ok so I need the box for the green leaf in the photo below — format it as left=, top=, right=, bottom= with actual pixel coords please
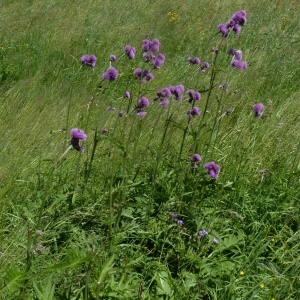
left=98, top=254, right=115, bottom=283
left=155, top=271, right=173, bottom=296
left=0, top=268, right=25, bottom=293
left=33, top=278, right=55, bottom=300
left=46, top=249, right=88, bottom=271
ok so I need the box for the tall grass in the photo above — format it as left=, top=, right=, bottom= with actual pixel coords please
left=0, top=0, right=300, bottom=299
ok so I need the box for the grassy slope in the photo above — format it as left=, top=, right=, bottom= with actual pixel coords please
left=0, top=0, right=300, bottom=299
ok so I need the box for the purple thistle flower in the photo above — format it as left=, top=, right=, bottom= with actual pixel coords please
left=153, top=53, right=165, bottom=68
left=204, top=162, right=220, bottom=179
left=226, top=19, right=236, bottom=29
left=149, top=39, right=160, bottom=52
left=102, top=67, right=119, bottom=81
left=124, top=91, right=131, bottom=98
left=187, top=106, right=200, bottom=118
left=201, top=62, right=210, bottom=73
left=252, top=103, right=264, bottom=118
left=172, top=84, right=184, bottom=100
left=231, top=60, right=247, bottom=69
left=135, top=70, right=154, bottom=83
left=234, top=50, right=243, bottom=61
left=218, top=10, right=247, bottom=37
left=192, top=153, right=202, bottom=162
left=198, top=230, right=208, bottom=237
left=233, top=24, right=241, bottom=34
left=81, top=54, right=97, bottom=68
left=177, top=219, right=184, bottom=226
left=142, top=39, right=151, bottom=51
left=213, top=237, right=219, bottom=244
left=119, top=110, right=124, bottom=117
left=70, top=128, right=87, bottom=152
left=160, top=99, right=169, bottom=106
left=124, top=45, right=136, bottom=59
left=109, top=54, right=117, bottom=62
left=191, top=153, right=201, bottom=168
left=174, top=84, right=184, bottom=94
left=202, top=62, right=210, bottom=69
left=232, top=10, right=247, bottom=26
left=188, top=57, right=201, bottom=65
left=143, top=52, right=155, bottom=62
left=137, top=109, right=147, bottom=117
left=133, top=68, right=143, bottom=79
left=157, top=87, right=172, bottom=98
left=137, top=97, right=150, bottom=108
left=144, top=70, right=154, bottom=81
left=70, top=128, right=87, bottom=140
left=187, top=90, right=201, bottom=102
left=143, top=39, right=160, bottom=52
left=203, top=62, right=210, bottom=68
left=218, top=23, right=228, bottom=36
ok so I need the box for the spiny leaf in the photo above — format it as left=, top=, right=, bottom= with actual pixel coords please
left=32, top=279, right=55, bottom=300
left=98, top=254, right=115, bottom=283
left=0, top=268, right=25, bottom=293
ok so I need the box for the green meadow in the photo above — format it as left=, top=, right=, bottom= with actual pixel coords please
left=0, top=0, right=299, bottom=299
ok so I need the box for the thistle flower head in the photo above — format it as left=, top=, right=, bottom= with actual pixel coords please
left=252, top=103, right=264, bottom=117
left=153, top=53, right=165, bottom=68
left=192, top=153, right=202, bottom=162
left=233, top=23, right=241, bottom=34
left=142, top=38, right=160, bottom=52
left=177, top=219, right=184, bottom=226
left=70, top=128, right=87, bottom=140
left=102, top=67, right=119, bottom=81
left=232, top=10, right=247, bottom=26
left=124, top=91, right=131, bottom=98
left=218, top=10, right=247, bottom=37
left=109, top=54, right=117, bottom=62
left=159, top=99, right=169, bottom=106
left=137, top=97, right=150, bottom=108
left=187, top=90, right=201, bottom=102
left=144, top=70, right=154, bottom=81
left=198, top=230, right=208, bottom=237
left=157, top=87, right=172, bottom=98
left=142, top=39, right=151, bottom=51
left=143, top=52, right=155, bottom=62
left=231, top=60, right=247, bottom=69
left=204, top=162, right=220, bottom=178
left=172, top=84, right=184, bottom=100
left=234, top=50, right=243, bottom=61
left=70, top=128, right=87, bottom=152
left=187, top=106, right=200, bottom=118
left=150, top=39, right=160, bottom=52
left=188, top=57, right=201, bottom=65
left=133, top=68, right=143, bottom=79
left=124, top=45, right=136, bottom=59
left=137, top=109, right=147, bottom=117
left=81, top=54, right=97, bottom=68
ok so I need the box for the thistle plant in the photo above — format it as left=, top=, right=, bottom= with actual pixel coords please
left=1, top=2, right=299, bottom=299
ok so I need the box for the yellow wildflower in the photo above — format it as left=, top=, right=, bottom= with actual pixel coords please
left=260, top=283, right=265, bottom=289
left=239, top=270, right=245, bottom=276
